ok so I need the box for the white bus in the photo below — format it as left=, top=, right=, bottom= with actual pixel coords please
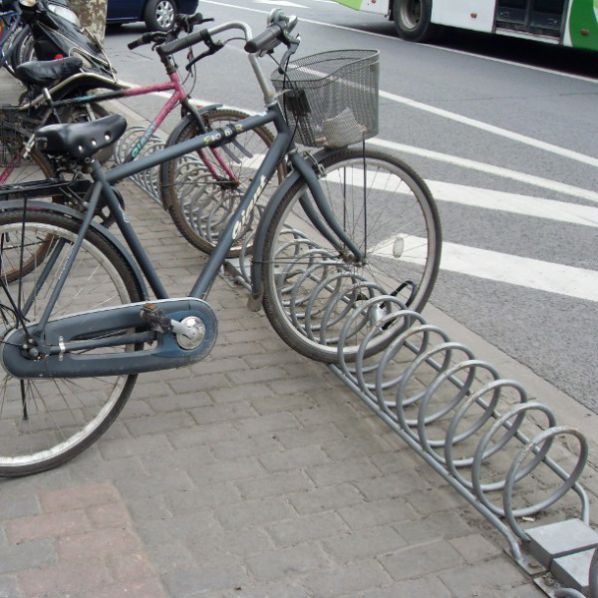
left=332, top=0, right=598, bottom=52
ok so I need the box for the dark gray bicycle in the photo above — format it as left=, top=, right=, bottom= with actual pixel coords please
left=0, top=11, right=441, bottom=475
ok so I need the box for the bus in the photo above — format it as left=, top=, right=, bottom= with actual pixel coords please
left=332, top=0, right=598, bottom=52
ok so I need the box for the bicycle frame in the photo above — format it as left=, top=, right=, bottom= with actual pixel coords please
left=3, top=100, right=363, bottom=369
left=4, top=64, right=237, bottom=184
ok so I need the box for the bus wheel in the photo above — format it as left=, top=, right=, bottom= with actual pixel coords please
left=393, top=0, right=436, bottom=41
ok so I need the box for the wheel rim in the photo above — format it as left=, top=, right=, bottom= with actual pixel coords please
left=0, top=220, right=134, bottom=471
left=265, top=153, right=439, bottom=360
left=155, top=1, right=175, bottom=29
left=399, top=0, right=422, bottom=30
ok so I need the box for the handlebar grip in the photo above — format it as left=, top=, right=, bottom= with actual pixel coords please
left=157, top=27, right=209, bottom=56
left=128, top=33, right=152, bottom=50
left=244, top=24, right=282, bottom=54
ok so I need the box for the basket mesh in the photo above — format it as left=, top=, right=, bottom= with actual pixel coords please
left=272, top=49, right=379, bottom=148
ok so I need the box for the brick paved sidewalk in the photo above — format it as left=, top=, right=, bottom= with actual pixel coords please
left=1, top=70, right=595, bottom=597
left=0, top=181, right=547, bottom=597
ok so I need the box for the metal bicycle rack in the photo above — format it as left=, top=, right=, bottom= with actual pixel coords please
left=119, top=132, right=598, bottom=595
left=113, top=126, right=167, bottom=205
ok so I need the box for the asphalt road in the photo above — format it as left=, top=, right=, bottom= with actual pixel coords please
left=103, top=0, right=598, bottom=413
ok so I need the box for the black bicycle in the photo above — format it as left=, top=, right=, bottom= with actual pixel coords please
left=0, top=11, right=441, bottom=476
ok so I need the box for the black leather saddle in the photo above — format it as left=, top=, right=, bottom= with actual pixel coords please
left=15, top=57, right=83, bottom=88
left=35, top=114, right=127, bottom=160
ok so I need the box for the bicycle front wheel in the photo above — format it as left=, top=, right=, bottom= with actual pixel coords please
left=161, top=109, right=284, bottom=257
left=0, top=208, right=143, bottom=476
left=261, top=147, right=442, bottom=363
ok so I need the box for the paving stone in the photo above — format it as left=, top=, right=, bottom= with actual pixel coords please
left=88, top=501, right=133, bottom=529
left=189, top=401, right=257, bottom=426
left=289, top=484, right=365, bottom=514
left=125, top=411, right=197, bottom=436
left=162, top=562, right=249, bottom=597
left=38, top=482, right=120, bottom=513
left=267, top=511, right=350, bottom=547
left=246, top=543, right=331, bottom=581
left=259, top=445, right=331, bottom=472
left=164, top=484, right=242, bottom=513
left=450, top=533, right=503, bottom=564
left=307, top=458, right=381, bottom=487
left=359, top=576, right=452, bottom=597
left=17, top=558, right=112, bottom=595
left=235, top=412, right=300, bottom=436
left=185, top=527, right=273, bottom=562
left=57, top=527, right=143, bottom=561
left=0, top=490, right=40, bottom=521
left=406, top=486, right=466, bottom=516
left=200, top=581, right=311, bottom=598
left=210, top=383, right=275, bottom=404
left=251, top=393, right=317, bottom=415
left=215, top=496, right=297, bottom=530
left=338, top=498, right=418, bottom=530
left=275, top=423, right=346, bottom=449
left=379, top=539, right=465, bottom=581
left=107, top=551, right=158, bottom=582
left=85, top=577, right=167, bottom=598
left=97, top=433, right=174, bottom=460
left=167, top=421, right=238, bottom=449
left=303, top=559, right=393, bottom=597
left=168, top=373, right=230, bottom=394
left=185, top=456, right=266, bottom=485
left=236, top=470, right=315, bottom=499
left=395, top=510, right=474, bottom=544
left=144, top=541, right=196, bottom=575
left=0, top=539, right=56, bottom=575
left=146, top=391, right=212, bottom=412
left=321, top=435, right=395, bottom=461
left=439, top=557, right=529, bottom=595
left=322, top=525, right=407, bottom=562
left=353, top=470, right=433, bottom=501
left=6, top=509, right=91, bottom=544
left=0, top=574, right=18, bottom=598
left=210, top=433, right=283, bottom=461
left=135, top=512, right=221, bottom=546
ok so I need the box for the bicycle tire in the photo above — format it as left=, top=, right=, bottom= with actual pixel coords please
left=0, top=207, right=143, bottom=477
left=261, top=146, right=442, bottom=363
left=160, top=108, right=285, bottom=257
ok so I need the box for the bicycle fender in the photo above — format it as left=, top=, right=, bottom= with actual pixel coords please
left=0, top=200, right=148, bottom=300
left=249, top=148, right=338, bottom=302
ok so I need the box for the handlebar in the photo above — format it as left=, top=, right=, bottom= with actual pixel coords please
left=128, top=12, right=211, bottom=51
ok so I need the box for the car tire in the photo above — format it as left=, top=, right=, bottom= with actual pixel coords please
left=144, top=0, right=177, bottom=31
left=393, top=0, right=437, bottom=42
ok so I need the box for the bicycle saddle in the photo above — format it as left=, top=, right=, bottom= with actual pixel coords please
left=14, top=56, right=83, bottom=87
left=35, top=113, right=127, bottom=160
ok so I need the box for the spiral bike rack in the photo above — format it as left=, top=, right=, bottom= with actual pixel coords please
left=121, top=133, right=598, bottom=595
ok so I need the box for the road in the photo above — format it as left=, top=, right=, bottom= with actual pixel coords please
left=103, top=0, right=598, bottom=413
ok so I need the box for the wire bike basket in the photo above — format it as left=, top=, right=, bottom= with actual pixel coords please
left=272, top=49, right=379, bottom=148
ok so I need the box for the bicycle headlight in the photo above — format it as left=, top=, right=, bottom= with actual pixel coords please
left=18, top=0, right=37, bottom=7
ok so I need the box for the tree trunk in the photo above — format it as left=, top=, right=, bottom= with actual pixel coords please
left=69, top=0, right=108, bottom=43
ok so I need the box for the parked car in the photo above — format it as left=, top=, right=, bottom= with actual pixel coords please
left=107, top=0, right=199, bottom=31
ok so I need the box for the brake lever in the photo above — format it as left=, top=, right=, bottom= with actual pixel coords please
left=185, top=39, right=223, bottom=71
left=277, top=36, right=300, bottom=74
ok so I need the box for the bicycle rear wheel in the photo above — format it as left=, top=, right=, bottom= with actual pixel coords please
left=0, top=208, right=143, bottom=476
left=261, top=147, right=442, bottom=363
left=160, top=109, right=284, bottom=257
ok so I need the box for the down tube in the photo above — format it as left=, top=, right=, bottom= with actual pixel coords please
left=190, top=128, right=292, bottom=299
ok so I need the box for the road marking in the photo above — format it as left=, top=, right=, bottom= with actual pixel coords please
left=115, top=81, right=598, bottom=205
left=374, top=237, right=598, bottom=302
left=378, top=90, right=598, bottom=170
left=369, top=138, right=598, bottom=203
left=428, top=181, right=598, bottom=227
left=254, top=0, right=307, bottom=6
